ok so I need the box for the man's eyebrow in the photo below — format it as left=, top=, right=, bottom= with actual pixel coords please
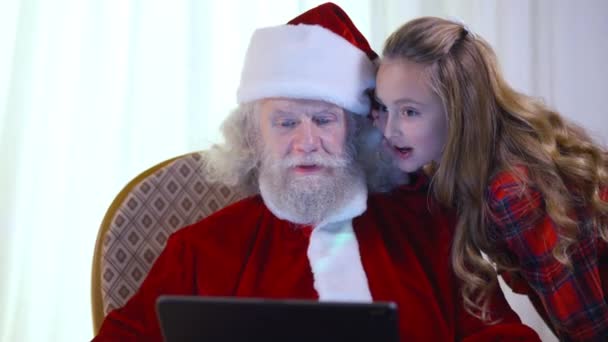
left=274, top=106, right=338, bottom=116
left=304, top=104, right=336, bottom=112
left=272, top=109, right=290, bottom=114
left=270, top=109, right=298, bottom=116
left=311, top=108, right=339, bottom=114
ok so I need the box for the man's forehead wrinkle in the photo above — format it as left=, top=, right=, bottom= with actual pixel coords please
left=274, top=100, right=337, bottom=114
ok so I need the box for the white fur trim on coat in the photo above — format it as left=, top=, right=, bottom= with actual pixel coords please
left=307, top=186, right=372, bottom=302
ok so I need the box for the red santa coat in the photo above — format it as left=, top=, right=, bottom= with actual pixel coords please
left=94, top=181, right=540, bottom=341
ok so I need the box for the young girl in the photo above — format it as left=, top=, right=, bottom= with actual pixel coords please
left=372, top=16, right=608, bottom=341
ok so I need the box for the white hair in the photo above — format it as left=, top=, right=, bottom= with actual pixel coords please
left=202, top=103, right=261, bottom=196
left=202, top=101, right=406, bottom=195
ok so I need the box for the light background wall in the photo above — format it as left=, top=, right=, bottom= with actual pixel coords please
left=1, top=1, right=606, bottom=341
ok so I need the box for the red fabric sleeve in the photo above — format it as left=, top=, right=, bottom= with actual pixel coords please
left=92, top=232, right=196, bottom=342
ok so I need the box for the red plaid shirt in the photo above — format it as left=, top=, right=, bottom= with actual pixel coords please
left=487, top=169, right=608, bottom=341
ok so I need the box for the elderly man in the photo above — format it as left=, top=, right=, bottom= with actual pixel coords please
left=93, top=3, right=539, bottom=341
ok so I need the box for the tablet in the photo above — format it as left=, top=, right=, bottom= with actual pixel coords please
left=156, top=295, right=400, bottom=342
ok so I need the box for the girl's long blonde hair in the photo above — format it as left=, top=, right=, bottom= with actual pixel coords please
left=382, top=17, right=608, bottom=319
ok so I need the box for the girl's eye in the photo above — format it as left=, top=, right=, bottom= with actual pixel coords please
left=400, top=108, right=419, bottom=117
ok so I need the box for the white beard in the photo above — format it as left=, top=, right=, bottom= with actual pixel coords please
left=258, top=152, right=366, bottom=225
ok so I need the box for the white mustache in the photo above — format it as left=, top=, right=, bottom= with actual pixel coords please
left=279, top=154, right=349, bottom=169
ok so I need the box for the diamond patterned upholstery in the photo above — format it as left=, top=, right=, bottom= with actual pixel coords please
left=91, top=152, right=247, bottom=333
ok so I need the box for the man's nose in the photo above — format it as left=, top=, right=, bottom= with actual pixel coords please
left=293, top=120, right=320, bottom=153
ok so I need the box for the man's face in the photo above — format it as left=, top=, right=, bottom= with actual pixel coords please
left=256, top=98, right=361, bottom=225
left=258, top=98, right=348, bottom=177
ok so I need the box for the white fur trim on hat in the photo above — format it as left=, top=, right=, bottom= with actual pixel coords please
left=237, top=24, right=376, bottom=115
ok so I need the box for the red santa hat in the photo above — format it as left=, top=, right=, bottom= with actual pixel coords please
left=236, top=2, right=378, bottom=115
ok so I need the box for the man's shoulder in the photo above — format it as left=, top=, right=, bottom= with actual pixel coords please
left=365, top=186, right=457, bottom=236
left=367, top=185, right=435, bottom=216
left=173, top=195, right=268, bottom=241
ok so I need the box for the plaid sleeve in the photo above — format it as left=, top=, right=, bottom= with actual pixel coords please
left=487, top=171, right=608, bottom=341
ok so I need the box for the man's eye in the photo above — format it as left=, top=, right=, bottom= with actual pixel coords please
left=279, top=120, right=297, bottom=127
left=313, top=117, right=332, bottom=125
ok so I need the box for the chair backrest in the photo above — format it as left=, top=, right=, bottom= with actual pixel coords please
left=91, top=152, right=247, bottom=333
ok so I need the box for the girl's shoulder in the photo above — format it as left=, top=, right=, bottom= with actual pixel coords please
left=486, top=166, right=545, bottom=229
left=487, top=166, right=533, bottom=202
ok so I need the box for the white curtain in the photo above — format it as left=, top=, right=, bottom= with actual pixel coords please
left=1, top=0, right=606, bottom=341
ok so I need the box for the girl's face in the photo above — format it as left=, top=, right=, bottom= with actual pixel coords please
left=373, top=58, right=448, bottom=173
